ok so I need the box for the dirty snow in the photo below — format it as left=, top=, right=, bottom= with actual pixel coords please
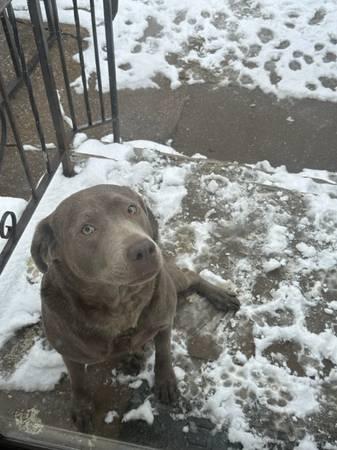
left=12, top=0, right=337, bottom=102
left=0, top=139, right=337, bottom=448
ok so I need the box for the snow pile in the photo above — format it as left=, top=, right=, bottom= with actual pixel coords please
left=12, top=0, right=337, bottom=101
left=0, top=139, right=337, bottom=448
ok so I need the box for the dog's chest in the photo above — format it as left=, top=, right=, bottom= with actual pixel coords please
left=103, top=283, right=154, bottom=336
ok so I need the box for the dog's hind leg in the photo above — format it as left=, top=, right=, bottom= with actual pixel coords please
left=166, top=261, right=240, bottom=313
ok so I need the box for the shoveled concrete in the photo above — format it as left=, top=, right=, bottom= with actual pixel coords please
left=116, top=82, right=337, bottom=173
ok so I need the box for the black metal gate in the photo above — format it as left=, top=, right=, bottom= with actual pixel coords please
left=0, top=0, right=120, bottom=273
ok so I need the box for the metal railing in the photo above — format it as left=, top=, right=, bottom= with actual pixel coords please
left=0, top=0, right=120, bottom=273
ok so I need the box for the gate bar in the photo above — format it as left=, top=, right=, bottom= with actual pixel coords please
left=72, top=0, right=92, bottom=126
left=28, top=0, right=74, bottom=178
left=103, top=0, right=120, bottom=142
left=50, top=0, right=78, bottom=131
left=7, top=3, right=52, bottom=174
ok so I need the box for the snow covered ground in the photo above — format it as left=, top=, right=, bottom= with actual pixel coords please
left=12, top=0, right=337, bottom=101
left=0, top=138, right=337, bottom=449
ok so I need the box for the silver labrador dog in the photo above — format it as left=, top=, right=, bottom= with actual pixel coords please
left=31, top=184, right=240, bottom=432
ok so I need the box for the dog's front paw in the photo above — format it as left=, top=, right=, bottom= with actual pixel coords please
left=211, top=290, right=240, bottom=313
left=71, top=402, right=95, bottom=433
left=155, top=369, right=179, bottom=404
left=200, top=282, right=240, bottom=313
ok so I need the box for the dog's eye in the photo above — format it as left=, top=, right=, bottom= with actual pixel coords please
left=127, top=204, right=137, bottom=215
left=81, top=224, right=95, bottom=235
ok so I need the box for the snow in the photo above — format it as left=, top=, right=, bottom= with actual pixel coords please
left=122, top=399, right=154, bottom=425
left=12, top=0, right=337, bottom=102
left=262, top=258, right=284, bottom=273
left=263, top=224, right=289, bottom=256
left=104, top=410, right=119, bottom=424
left=295, top=434, right=318, bottom=450
left=1, top=140, right=337, bottom=448
left=0, top=197, right=27, bottom=252
left=199, top=269, right=238, bottom=295
left=72, top=132, right=88, bottom=149
left=0, top=339, right=65, bottom=392
left=296, top=242, right=316, bottom=258
left=329, top=301, right=337, bottom=311
left=129, top=379, right=143, bottom=389
left=174, top=366, right=186, bottom=381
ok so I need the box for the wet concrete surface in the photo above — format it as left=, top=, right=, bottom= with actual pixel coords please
left=90, top=81, right=337, bottom=173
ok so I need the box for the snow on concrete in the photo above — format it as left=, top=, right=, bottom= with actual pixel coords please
left=295, top=434, right=318, bottom=450
left=0, top=339, right=65, bottom=392
left=122, top=399, right=154, bottom=425
left=1, top=140, right=337, bottom=448
left=12, top=0, right=337, bottom=101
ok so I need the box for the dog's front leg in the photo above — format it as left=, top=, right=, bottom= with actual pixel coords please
left=63, top=357, right=94, bottom=433
left=154, top=327, right=179, bottom=404
left=168, top=263, right=240, bottom=312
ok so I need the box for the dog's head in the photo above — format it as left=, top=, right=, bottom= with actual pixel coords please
left=31, top=185, right=162, bottom=286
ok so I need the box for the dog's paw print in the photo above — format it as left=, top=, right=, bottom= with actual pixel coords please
left=323, top=52, right=337, bottom=63
left=289, top=60, right=301, bottom=71
left=308, top=8, right=326, bottom=26
left=257, top=28, right=274, bottom=44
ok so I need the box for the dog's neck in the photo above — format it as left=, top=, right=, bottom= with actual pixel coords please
left=48, top=259, right=158, bottom=309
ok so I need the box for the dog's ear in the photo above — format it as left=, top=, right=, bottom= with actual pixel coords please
left=31, top=216, right=55, bottom=273
left=137, top=195, right=159, bottom=243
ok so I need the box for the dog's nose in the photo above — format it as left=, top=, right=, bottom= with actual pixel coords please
left=127, top=239, right=156, bottom=262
